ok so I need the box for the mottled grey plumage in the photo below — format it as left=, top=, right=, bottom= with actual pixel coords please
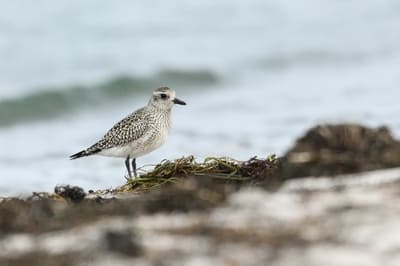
left=87, top=107, right=149, bottom=153
left=70, top=87, right=186, bottom=177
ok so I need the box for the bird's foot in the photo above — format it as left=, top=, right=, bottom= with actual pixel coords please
left=124, top=172, right=139, bottom=182
left=124, top=172, right=134, bottom=181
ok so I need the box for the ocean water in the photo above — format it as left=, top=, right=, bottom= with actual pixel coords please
left=1, top=0, right=400, bottom=196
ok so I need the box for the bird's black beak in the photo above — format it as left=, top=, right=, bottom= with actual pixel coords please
left=173, top=97, right=186, bottom=105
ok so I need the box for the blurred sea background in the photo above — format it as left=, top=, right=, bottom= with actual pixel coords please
left=0, top=0, right=400, bottom=196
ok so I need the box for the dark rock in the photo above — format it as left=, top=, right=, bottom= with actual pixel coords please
left=54, top=185, right=86, bottom=203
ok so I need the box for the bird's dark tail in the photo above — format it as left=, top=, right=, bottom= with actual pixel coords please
left=70, top=148, right=101, bottom=160
left=70, top=150, right=89, bottom=160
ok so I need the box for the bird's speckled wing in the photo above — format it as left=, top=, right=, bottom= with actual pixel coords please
left=87, top=107, right=150, bottom=152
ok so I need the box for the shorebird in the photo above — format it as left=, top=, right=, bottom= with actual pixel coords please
left=70, top=87, right=186, bottom=178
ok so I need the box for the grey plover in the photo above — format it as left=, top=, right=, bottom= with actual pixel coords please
left=70, top=87, right=186, bottom=177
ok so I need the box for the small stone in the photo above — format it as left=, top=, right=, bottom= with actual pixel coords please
left=54, top=185, right=86, bottom=203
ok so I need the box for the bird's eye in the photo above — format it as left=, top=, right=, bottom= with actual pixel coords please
left=160, top=93, right=168, bottom=99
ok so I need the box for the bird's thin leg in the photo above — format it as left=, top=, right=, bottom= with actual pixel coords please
left=131, top=158, right=137, bottom=178
left=125, top=156, right=132, bottom=178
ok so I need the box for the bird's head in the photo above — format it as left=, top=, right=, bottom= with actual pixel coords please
left=149, top=87, right=186, bottom=110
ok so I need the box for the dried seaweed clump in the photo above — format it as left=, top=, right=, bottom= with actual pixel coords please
left=282, top=123, right=400, bottom=178
left=118, top=155, right=281, bottom=192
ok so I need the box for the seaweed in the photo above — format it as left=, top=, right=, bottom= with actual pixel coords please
left=115, top=155, right=282, bottom=193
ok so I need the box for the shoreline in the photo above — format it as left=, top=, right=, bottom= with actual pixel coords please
left=1, top=123, right=400, bottom=265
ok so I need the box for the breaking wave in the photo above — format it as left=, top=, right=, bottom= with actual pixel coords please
left=0, top=69, right=218, bottom=127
